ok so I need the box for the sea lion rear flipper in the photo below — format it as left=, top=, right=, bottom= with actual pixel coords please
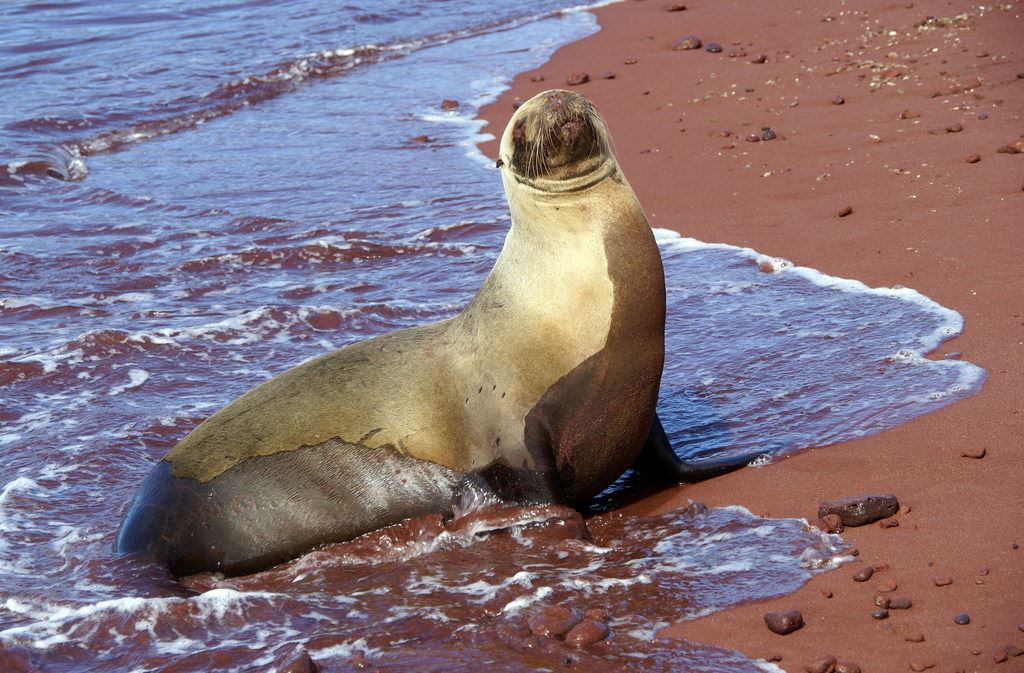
left=631, top=414, right=763, bottom=485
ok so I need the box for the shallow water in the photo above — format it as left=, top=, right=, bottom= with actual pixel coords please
left=0, top=1, right=984, bottom=671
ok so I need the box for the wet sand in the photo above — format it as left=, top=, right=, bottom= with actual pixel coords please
left=478, top=1, right=1023, bottom=670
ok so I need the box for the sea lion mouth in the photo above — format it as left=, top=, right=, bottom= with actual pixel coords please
left=503, top=90, right=612, bottom=190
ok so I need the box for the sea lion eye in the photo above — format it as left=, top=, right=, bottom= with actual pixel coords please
left=495, top=158, right=504, bottom=168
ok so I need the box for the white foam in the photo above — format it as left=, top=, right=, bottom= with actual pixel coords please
left=108, top=368, right=150, bottom=396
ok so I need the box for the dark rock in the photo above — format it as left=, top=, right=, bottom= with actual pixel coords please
left=900, top=109, right=922, bottom=119
left=832, top=95, right=845, bottom=105
left=585, top=608, right=609, bottom=622
left=853, top=565, right=874, bottom=582
left=818, top=494, right=899, bottom=526
left=671, top=35, right=702, bottom=50
left=835, top=662, right=861, bottom=673
left=764, top=610, right=804, bottom=635
left=1004, top=645, right=1024, bottom=657
left=837, top=206, right=853, bottom=218
left=665, top=2, right=688, bottom=10
left=565, top=619, right=610, bottom=647
left=978, top=112, right=989, bottom=119
left=566, top=72, right=590, bottom=86
left=805, top=655, right=837, bottom=673
left=872, top=609, right=889, bottom=620
left=706, top=43, right=723, bottom=53
left=953, top=612, right=971, bottom=625
left=946, top=123, right=964, bottom=133
left=961, top=447, right=986, bottom=458
left=440, top=99, right=460, bottom=110
left=529, top=606, right=582, bottom=637
left=966, top=154, right=981, bottom=163
left=751, top=54, right=767, bottom=64
left=874, top=595, right=891, bottom=608
left=889, top=597, right=913, bottom=610
left=761, top=127, right=777, bottom=141
left=745, top=132, right=761, bottom=143
left=601, top=71, right=616, bottom=80
left=275, top=647, right=319, bottom=673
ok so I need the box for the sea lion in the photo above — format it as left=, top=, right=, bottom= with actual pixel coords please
left=116, top=89, right=754, bottom=577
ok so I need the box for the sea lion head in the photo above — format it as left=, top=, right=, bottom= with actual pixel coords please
left=497, top=89, right=615, bottom=192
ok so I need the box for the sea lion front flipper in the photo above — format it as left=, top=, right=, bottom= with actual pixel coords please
left=631, top=414, right=762, bottom=485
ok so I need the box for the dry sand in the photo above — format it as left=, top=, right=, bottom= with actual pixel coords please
left=478, top=1, right=1023, bottom=670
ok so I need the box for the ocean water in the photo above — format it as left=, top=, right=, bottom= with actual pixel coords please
left=0, top=1, right=984, bottom=671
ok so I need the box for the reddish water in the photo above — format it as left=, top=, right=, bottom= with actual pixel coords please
left=0, top=1, right=982, bottom=671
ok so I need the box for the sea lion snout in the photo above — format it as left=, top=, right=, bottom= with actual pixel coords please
left=504, top=90, right=610, bottom=185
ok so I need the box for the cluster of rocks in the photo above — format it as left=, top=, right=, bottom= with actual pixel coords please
left=527, top=604, right=612, bottom=648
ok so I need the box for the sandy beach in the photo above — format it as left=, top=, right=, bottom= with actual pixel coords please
left=479, top=1, right=1023, bottom=670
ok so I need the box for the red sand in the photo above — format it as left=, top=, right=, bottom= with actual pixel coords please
left=478, top=1, right=1023, bottom=670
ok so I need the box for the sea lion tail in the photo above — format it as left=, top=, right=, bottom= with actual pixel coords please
left=672, top=450, right=766, bottom=484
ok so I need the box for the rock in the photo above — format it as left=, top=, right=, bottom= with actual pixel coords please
left=909, top=662, right=934, bottom=672
left=764, top=610, right=804, bottom=635
left=821, top=589, right=834, bottom=598
left=837, top=206, right=853, bottom=218
left=601, top=71, right=616, bottom=80
left=585, top=608, right=609, bottom=622
left=993, top=652, right=1008, bottom=663
left=529, top=606, right=582, bottom=637
left=876, top=579, right=898, bottom=593
left=899, top=109, right=922, bottom=119
left=440, top=99, right=460, bottom=110
left=933, top=576, right=953, bottom=587
left=805, top=656, right=837, bottom=673
left=728, top=49, right=747, bottom=58
left=761, top=127, right=777, bottom=141
left=745, top=132, right=761, bottom=143
left=706, top=43, right=723, bottom=53
left=889, top=597, right=913, bottom=610
left=665, top=2, right=688, bottom=10
left=853, top=565, right=874, bottom=582
left=1005, top=645, right=1024, bottom=657
left=953, top=612, right=971, bottom=625
left=997, top=138, right=1024, bottom=154
left=872, top=609, right=889, bottom=620
left=835, top=662, right=861, bottom=673
left=818, top=494, right=899, bottom=526
left=832, top=95, right=845, bottom=105
left=564, top=620, right=610, bottom=647
left=751, top=54, right=767, bottom=64
left=671, top=35, right=702, bottom=50
left=530, top=74, right=546, bottom=82
left=874, top=595, right=891, bottom=608
left=879, top=518, right=899, bottom=529
left=946, top=123, right=964, bottom=133
left=410, top=135, right=430, bottom=143
left=966, top=154, right=981, bottom=163
left=905, top=632, right=926, bottom=643
left=978, top=112, right=989, bottom=119
left=344, top=651, right=370, bottom=670
left=624, top=57, right=638, bottom=65
left=275, top=648, right=319, bottom=673
left=961, top=447, right=986, bottom=458
left=566, top=72, right=590, bottom=86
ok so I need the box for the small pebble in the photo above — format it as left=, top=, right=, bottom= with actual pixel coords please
left=900, top=109, right=921, bottom=119
left=822, top=589, right=834, bottom=599
left=440, top=99, right=460, bottom=110
left=671, top=35, right=702, bottom=50
left=909, top=662, right=934, bottom=672
left=961, top=447, right=986, bottom=459
left=751, top=54, right=767, bottom=64
left=564, top=620, right=610, bottom=647
left=889, top=597, right=913, bottom=610
left=745, top=132, right=761, bottom=143
left=978, top=112, right=989, bottom=120
left=853, top=566, right=875, bottom=582
left=835, top=663, right=861, bottom=673
left=761, top=127, right=777, bottom=141
left=664, top=2, right=687, bottom=10
left=966, top=154, right=981, bottom=163
left=530, top=74, right=545, bottom=82
left=946, top=123, right=964, bottom=133
left=706, top=43, right=723, bottom=53
left=764, top=610, right=804, bottom=635
left=953, top=612, right=971, bottom=625
left=601, top=71, right=616, bottom=80
left=933, top=576, right=953, bottom=587
left=876, top=579, right=898, bottom=593
left=410, top=135, right=430, bottom=143
left=832, top=95, right=845, bottom=105
left=624, top=57, right=638, bottom=65
left=872, top=609, right=889, bottom=620
left=805, top=655, right=837, bottom=673
left=905, top=632, right=925, bottom=643
left=874, top=595, right=891, bottom=609
left=879, top=518, right=899, bottom=529
left=822, top=514, right=843, bottom=533
left=566, top=72, right=590, bottom=86
left=993, top=652, right=1008, bottom=664
left=837, top=206, right=853, bottom=218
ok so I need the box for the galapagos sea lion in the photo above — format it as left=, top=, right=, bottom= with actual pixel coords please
left=116, top=89, right=754, bottom=577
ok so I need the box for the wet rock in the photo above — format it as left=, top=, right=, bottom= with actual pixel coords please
left=805, top=655, right=837, bottom=673
left=961, top=447, right=986, bottom=458
left=905, top=632, right=926, bottom=642
left=933, top=576, right=953, bottom=587
left=601, top=71, right=616, bottom=80
left=909, top=662, right=934, bottom=672
left=899, top=109, right=922, bottom=120
left=529, top=606, right=582, bottom=637
left=585, top=608, right=609, bottom=622
left=835, top=662, right=861, bottom=673
left=671, top=35, right=702, bottom=50
left=889, top=597, right=913, bottom=610
left=665, top=2, right=688, bottom=10
left=440, top=99, right=460, bottom=110
left=872, top=609, right=889, bottom=620
left=837, top=206, right=853, bottom=218
left=853, top=565, right=874, bottom=582
left=761, top=127, right=777, bottom=141
left=946, top=123, right=964, bottom=133
left=566, top=72, right=590, bottom=86
left=410, top=135, right=430, bottom=143
left=0, top=645, right=34, bottom=673
left=874, top=595, right=891, bottom=609
left=344, top=650, right=370, bottom=670
left=764, top=610, right=804, bottom=635
left=565, top=619, right=610, bottom=647
left=275, top=647, right=320, bottom=673
left=997, top=138, right=1024, bottom=154
left=530, top=74, right=545, bottom=83
left=876, top=578, right=898, bottom=593
left=966, top=154, right=981, bottom=163
left=818, top=494, right=899, bottom=526
left=832, top=95, right=845, bottom=105
left=706, top=43, right=723, bottom=53
left=751, top=54, right=767, bottom=64
left=953, top=612, right=971, bottom=625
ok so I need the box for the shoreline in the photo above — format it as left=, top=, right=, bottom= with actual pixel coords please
left=478, top=1, right=1023, bottom=671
